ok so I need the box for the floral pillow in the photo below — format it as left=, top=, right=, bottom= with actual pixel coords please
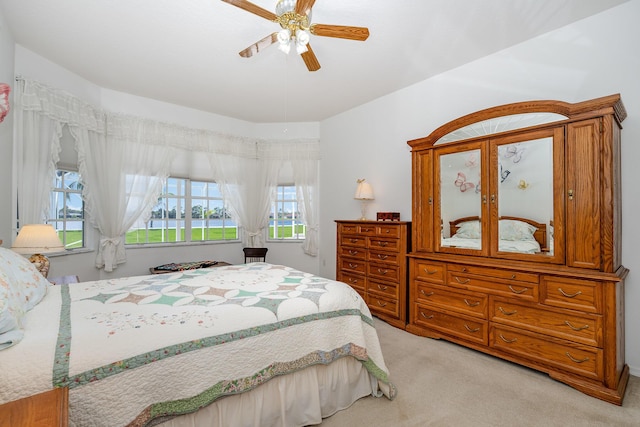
left=455, top=221, right=481, bottom=239
left=0, top=247, right=50, bottom=310
left=499, top=219, right=538, bottom=241
left=0, top=266, right=26, bottom=350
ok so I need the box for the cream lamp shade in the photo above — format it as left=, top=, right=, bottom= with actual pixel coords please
left=11, top=224, right=64, bottom=278
left=354, top=179, right=375, bottom=220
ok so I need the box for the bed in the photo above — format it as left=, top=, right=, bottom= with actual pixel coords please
left=441, top=215, right=548, bottom=254
left=0, top=247, right=395, bottom=426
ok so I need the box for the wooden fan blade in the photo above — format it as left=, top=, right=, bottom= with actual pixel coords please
left=301, top=44, right=321, bottom=72
left=311, top=24, right=370, bottom=41
left=295, top=0, right=316, bottom=16
left=221, top=0, right=277, bottom=21
left=239, top=33, right=278, bottom=58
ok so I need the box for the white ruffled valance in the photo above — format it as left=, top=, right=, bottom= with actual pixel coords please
left=14, top=77, right=321, bottom=269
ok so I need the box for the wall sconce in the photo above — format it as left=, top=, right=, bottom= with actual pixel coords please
left=354, top=179, right=375, bottom=221
left=11, top=224, right=64, bottom=278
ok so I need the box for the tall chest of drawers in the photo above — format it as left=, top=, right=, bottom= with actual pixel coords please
left=335, top=220, right=410, bottom=329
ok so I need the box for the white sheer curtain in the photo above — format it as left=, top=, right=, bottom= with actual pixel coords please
left=75, top=116, right=175, bottom=272
left=208, top=147, right=281, bottom=247
left=293, top=159, right=319, bottom=255
left=13, top=79, right=64, bottom=225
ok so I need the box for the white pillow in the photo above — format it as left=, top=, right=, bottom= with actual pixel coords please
left=455, top=221, right=481, bottom=239
left=0, top=247, right=50, bottom=310
left=499, top=219, right=538, bottom=241
left=0, top=266, right=26, bottom=349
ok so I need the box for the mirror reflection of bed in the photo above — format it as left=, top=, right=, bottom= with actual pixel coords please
left=442, top=216, right=549, bottom=254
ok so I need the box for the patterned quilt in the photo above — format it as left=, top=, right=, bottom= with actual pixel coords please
left=0, top=263, right=395, bottom=426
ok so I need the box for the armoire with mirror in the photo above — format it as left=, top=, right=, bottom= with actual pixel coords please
left=406, top=94, right=628, bottom=404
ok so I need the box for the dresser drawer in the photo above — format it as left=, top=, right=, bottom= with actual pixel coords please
left=413, top=305, right=488, bottom=345
left=357, top=224, right=377, bottom=236
left=368, top=237, right=401, bottom=252
left=338, top=245, right=367, bottom=260
left=339, top=259, right=366, bottom=274
left=448, top=264, right=539, bottom=284
left=369, top=250, right=402, bottom=265
left=340, top=235, right=367, bottom=248
left=491, top=325, right=603, bottom=380
left=376, top=224, right=401, bottom=238
left=368, top=279, right=398, bottom=299
left=337, top=271, right=366, bottom=293
left=412, top=260, right=445, bottom=284
left=416, top=283, right=487, bottom=319
left=447, top=272, right=538, bottom=302
left=490, top=299, right=602, bottom=347
left=541, top=276, right=603, bottom=314
left=367, top=293, right=399, bottom=318
left=368, top=263, right=400, bottom=282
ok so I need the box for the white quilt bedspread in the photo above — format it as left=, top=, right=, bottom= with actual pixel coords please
left=0, top=263, right=395, bottom=426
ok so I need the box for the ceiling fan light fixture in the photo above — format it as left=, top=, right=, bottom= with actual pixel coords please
left=296, top=29, right=310, bottom=46
left=277, top=28, right=291, bottom=44
left=275, top=0, right=296, bottom=16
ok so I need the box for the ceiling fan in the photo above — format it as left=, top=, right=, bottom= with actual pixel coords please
left=221, top=0, right=370, bottom=72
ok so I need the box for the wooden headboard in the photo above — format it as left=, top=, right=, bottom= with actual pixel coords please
left=449, top=216, right=548, bottom=251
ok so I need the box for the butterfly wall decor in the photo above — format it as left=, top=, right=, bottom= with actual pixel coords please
left=503, top=144, right=525, bottom=163
left=454, top=172, right=475, bottom=192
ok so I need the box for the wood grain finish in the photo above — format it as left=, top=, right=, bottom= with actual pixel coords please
left=0, top=388, right=68, bottom=427
left=406, top=95, right=628, bottom=405
left=336, top=220, right=410, bottom=329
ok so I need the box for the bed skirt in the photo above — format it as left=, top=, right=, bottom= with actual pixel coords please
left=155, top=356, right=375, bottom=427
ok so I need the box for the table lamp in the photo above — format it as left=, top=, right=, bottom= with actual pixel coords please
left=354, top=178, right=375, bottom=220
left=11, top=224, right=64, bottom=278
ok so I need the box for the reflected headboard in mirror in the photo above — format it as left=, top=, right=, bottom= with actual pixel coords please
left=449, top=216, right=548, bottom=252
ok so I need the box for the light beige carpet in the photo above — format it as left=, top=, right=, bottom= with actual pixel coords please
left=320, top=319, right=640, bottom=426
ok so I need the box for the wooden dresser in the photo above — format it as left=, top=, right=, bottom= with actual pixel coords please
left=406, top=95, right=628, bottom=405
left=336, top=220, right=410, bottom=329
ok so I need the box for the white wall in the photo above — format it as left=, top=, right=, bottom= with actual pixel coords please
left=0, top=10, right=15, bottom=247
left=318, top=0, right=640, bottom=375
left=12, top=44, right=321, bottom=280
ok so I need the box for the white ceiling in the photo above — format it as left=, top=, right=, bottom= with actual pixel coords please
left=0, top=0, right=629, bottom=123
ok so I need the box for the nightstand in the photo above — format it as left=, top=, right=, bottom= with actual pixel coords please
left=48, top=275, right=79, bottom=285
left=0, top=387, right=68, bottom=427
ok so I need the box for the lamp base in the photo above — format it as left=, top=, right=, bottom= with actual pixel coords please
left=358, top=200, right=371, bottom=221
left=28, top=253, right=50, bottom=278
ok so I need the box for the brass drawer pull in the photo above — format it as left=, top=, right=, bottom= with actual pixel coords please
left=377, top=268, right=389, bottom=275
left=378, top=241, right=389, bottom=247
left=499, top=334, right=518, bottom=343
left=566, top=352, right=590, bottom=363
left=348, top=263, right=359, bottom=268
left=564, top=321, right=589, bottom=331
left=362, top=228, right=372, bottom=232
left=498, top=306, right=518, bottom=316
left=348, top=250, right=359, bottom=255
left=464, top=324, right=480, bottom=333
left=558, top=288, right=582, bottom=298
left=420, top=290, right=434, bottom=297
left=376, top=300, right=387, bottom=307
left=508, top=285, right=527, bottom=294
left=464, top=299, right=480, bottom=307
left=348, top=278, right=359, bottom=284
left=377, top=254, right=389, bottom=260
left=349, top=238, right=359, bottom=243
left=377, top=284, right=388, bottom=291
left=454, top=276, right=470, bottom=284
left=420, top=312, right=434, bottom=320
left=423, top=268, right=438, bottom=275
left=385, top=229, right=391, bottom=234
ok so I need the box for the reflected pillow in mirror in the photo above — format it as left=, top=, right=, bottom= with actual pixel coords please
left=455, top=221, right=481, bottom=239
left=499, top=220, right=537, bottom=241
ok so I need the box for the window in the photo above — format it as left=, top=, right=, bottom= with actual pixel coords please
left=126, top=177, right=237, bottom=244
left=270, top=185, right=305, bottom=240
left=49, top=170, right=85, bottom=249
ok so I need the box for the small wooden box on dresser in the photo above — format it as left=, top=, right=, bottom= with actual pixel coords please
left=336, top=220, right=411, bottom=329
left=407, top=95, right=629, bottom=405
